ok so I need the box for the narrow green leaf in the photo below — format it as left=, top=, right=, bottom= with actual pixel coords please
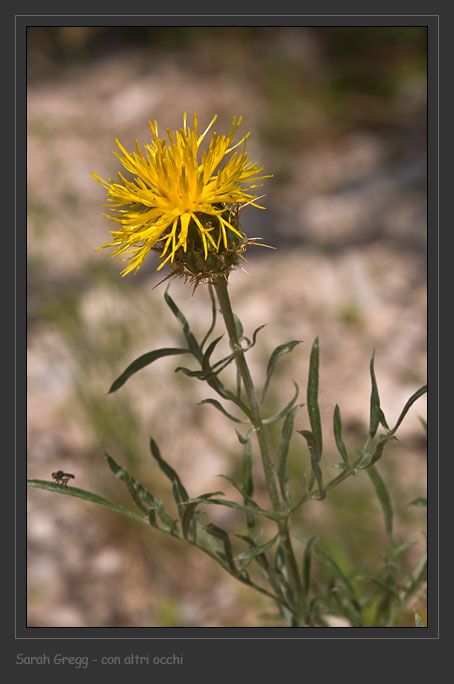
left=388, top=385, right=427, bottom=437
left=274, top=543, right=286, bottom=574
left=194, top=520, right=224, bottom=556
left=107, top=453, right=176, bottom=532
left=109, top=348, right=191, bottom=393
left=236, top=535, right=287, bottom=600
left=182, top=492, right=225, bottom=541
left=333, top=404, right=349, bottom=465
left=379, top=408, right=390, bottom=431
left=105, top=452, right=123, bottom=477
left=179, top=492, right=226, bottom=542
left=364, top=384, right=427, bottom=469
left=307, top=338, right=323, bottom=465
left=181, top=493, right=225, bottom=541
left=181, top=495, right=284, bottom=522
left=201, top=334, right=224, bottom=373
left=174, top=365, right=206, bottom=379
left=297, top=429, right=325, bottom=499
left=218, top=474, right=261, bottom=510
left=105, top=453, right=152, bottom=513
left=409, top=497, right=427, bottom=507
left=299, top=429, right=316, bottom=490
left=415, top=613, right=425, bottom=627
left=237, top=534, right=279, bottom=561
left=242, top=324, right=267, bottom=351
left=239, top=430, right=256, bottom=534
left=235, top=429, right=249, bottom=445
left=157, top=507, right=177, bottom=531
left=27, top=479, right=147, bottom=526
left=262, top=381, right=301, bottom=424
left=211, top=352, right=235, bottom=374
left=124, top=471, right=149, bottom=515
left=367, top=465, right=393, bottom=545
left=149, top=437, right=189, bottom=504
left=201, top=284, right=217, bottom=351
left=181, top=501, right=198, bottom=539
left=176, top=360, right=239, bottom=384
left=302, top=536, right=318, bottom=598
left=198, top=398, right=249, bottom=424
left=172, top=482, right=183, bottom=507
left=105, top=454, right=174, bottom=530
left=233, top=313, right=244, bottom=342
left=369, top=351, right=381, bottom=438
left=274, top=543, right=293, bottom=600
left=202, top=368, right=252, bottom=421
left=261, top=340, right=301, bottom=402
left=277, top=403, right=300, bottom=505
left=164, top=288, right=202, bottom=361
left=235, top=536, right=265, bottom=571
left=206, top=523, right=238, bottom=575
left=367, top=438, right=388, bottom=468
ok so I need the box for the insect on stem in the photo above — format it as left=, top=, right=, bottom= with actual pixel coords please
left=51, top=471, right=75, bottom=487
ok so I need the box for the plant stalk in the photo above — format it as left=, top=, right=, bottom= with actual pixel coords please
left=214, top=277, right=308, bottom=625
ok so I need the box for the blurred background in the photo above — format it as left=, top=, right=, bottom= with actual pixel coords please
left=27, top=26, right=427, bottom=627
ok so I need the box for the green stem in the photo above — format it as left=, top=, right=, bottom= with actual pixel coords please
left=215, top=278, right=280, bottom=508
left=214, top=277, right=308, bottom=625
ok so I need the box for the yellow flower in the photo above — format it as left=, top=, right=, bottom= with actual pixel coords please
left=92, top=113, right=271, bottom=276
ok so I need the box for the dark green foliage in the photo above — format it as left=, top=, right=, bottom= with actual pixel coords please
left=237, top=534, right=279, bottom=561
left=109, top=347, right=191, bottom=393
left=261, top=340, right=301, bottom=402
left=333, top=404, right=349, bottom=465
left=369, top=351, right=381, bottom=438
left=297, top=429, right=326, bottom=499
left=278, top=404, right=301, bottom=506
left=307, top=337, right=323, bottom=456
left=198, top=398, right=249, bottom=423
left=367, top=466, right=393, bottom=545
left=27, top=478, right=148, bottom=526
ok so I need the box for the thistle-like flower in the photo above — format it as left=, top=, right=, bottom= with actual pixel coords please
left=92, top=113, right=271, bottom=280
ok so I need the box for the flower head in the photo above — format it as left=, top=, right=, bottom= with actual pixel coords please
left=92, top=113, right=271, bottom=278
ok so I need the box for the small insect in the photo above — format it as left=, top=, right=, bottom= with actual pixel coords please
left=51, top=471, right=75, bottom=486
